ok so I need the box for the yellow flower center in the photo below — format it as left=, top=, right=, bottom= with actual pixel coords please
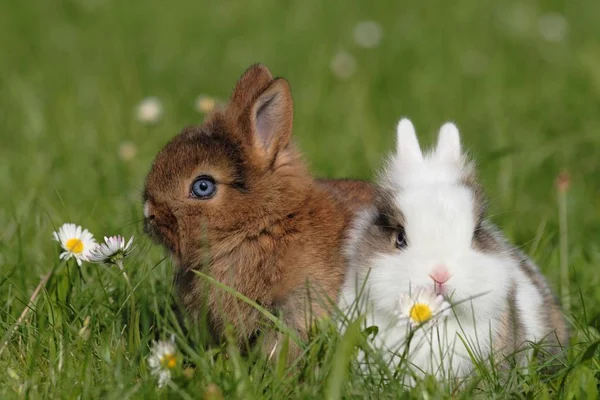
left=410, top=303, right=432, bottom=323
left=66, top=238, right=84, bottom=254
left=161, top=353, right=177, bottom=369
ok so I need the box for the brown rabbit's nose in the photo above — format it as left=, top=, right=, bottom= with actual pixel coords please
left=143, top=200, right=155, bottom=220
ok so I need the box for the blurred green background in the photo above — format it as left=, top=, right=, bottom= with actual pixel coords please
left=1, top=0, right=599, bottom=396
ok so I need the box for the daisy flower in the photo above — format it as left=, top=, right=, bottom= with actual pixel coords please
left=397, top=286, right=450, bottom=328
left=52, top=223, right=96, bottom=266
left=88, top=235, right=134, bottom=268
left=148, top=336, right=179, bottom=389
left=136, top=97, right=163, bottom=124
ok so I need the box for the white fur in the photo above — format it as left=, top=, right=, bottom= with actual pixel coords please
left=382, top=123, right=466, bottom=191
left=339, top=119, right=531, bottom=382
left=143, top=201, right=151, bottom=219
left=435, top=122, right=461, bottom=163
left=395, top=118, right=423, bottom=164
left=514, top=269, right=545, bottom=342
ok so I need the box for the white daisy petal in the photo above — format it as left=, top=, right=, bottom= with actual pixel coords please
left=53, top=223, right=96, bottom=265
left=125, top=236, right=134, bottom=251
left=89, top=235, right=134, bottom=266
left=147, top=337, right=178, bottom=388
left=397, top=285, right=451, bottom=328
left=157, top=370, right=170, bottom=388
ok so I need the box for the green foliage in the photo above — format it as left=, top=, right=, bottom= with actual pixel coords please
left=1, top=0, right=599, bottom=398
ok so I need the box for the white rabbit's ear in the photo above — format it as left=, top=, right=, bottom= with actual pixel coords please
left=435, top=122, right=461, bottom=163
left=396, top=118, right=423, bottom=163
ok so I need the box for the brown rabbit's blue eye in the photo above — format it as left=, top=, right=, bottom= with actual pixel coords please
left=396, top=229, right=407, bottom=250
left=191, top=176, right=216, bottom=199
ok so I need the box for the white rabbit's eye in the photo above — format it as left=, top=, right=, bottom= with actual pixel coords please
left=395, top=229, right=407, bottom=249
left=191, top=176, right=216, bottom=199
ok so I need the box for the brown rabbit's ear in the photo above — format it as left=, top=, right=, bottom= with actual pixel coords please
left=231, top=64, right=274, bottom=111
left=249, top=78, right=293, bottom=163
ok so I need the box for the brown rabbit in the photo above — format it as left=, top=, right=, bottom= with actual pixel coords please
left=143, top=64, right=374, bottom=355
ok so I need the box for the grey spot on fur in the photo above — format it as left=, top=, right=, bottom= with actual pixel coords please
left=473, top=220, right=569, bottom=361
left=496, top=282, right=526, bottom=359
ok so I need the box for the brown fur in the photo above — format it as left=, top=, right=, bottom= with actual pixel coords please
left=317, top=179, right=376, bottom=214
left=143, top=64, right=374, bottom=353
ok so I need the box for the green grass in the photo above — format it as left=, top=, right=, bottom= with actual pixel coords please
left=1, top=0, right=600, bottom=398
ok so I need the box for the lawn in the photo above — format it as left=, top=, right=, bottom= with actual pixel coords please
left=1, top=0, right=599, bottom=398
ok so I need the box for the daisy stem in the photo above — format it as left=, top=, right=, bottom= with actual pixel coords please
left=117, top=260, right=131, bottom=287
left=117, top=260, right=138, bottom=349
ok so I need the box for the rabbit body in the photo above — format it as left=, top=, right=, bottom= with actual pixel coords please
left=143, top=65, right=374, bottom=353
left=339, top=119, right=568, bottom=380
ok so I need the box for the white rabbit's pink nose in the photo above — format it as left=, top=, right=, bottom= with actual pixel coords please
left=429, top=265, right=450, bottom=284
left=430, top=265, right=451, bottom=295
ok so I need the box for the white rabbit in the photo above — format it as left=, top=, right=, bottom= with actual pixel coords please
left=339, top=119, right=568, bottom=383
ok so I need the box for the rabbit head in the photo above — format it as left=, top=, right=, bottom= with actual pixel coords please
left=346, top=119, right=516, bottom=323
left=143, top=64, right=312, bottom=269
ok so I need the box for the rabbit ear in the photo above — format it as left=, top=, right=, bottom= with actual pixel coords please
left=249, top=78, right=293, bottom=162
left=435, top=122, right=461, bottom=163
left=396, top=118, right=423, bottom=163
left=230, top=64, right=274, bottom=111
